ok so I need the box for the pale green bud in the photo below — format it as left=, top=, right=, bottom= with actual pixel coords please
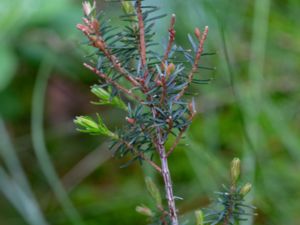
left=91, top=86, right=110, bottom=100
left=136, top=205, right=154, bottom=217
left=91, top=86, right=127, bottom=111
left=195, top=210, right=204, bottom=225
left=74, top=114, right=118, bottom=139
left=121, top=1, right=135, bottom=15
left=74, top=116, right=99, bottom=130
left=121, top=1, right=137, bottom=22
left=230, top=158, right=241, bottom=183
left=240, top=183, right=252, bottom=196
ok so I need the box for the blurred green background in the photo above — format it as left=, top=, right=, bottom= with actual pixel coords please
left=0, top=0, right=300, bottom=224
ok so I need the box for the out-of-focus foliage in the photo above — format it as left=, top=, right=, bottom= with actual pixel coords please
left=0, top=0, right=300, bottom=225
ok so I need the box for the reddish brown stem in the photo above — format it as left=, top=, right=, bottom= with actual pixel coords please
left=176, top=26, right=209, bottom=100
left=166, top=127, right=187, bottom=158
left=162, top=14, right=176, bottom=66
left=142, top=156, right=162, bottom=173
left=83, top=63, right=141, bottom=101
left=90, top=36, right=140, bottom=87
left=155, top=15, right=176, bottom=83
left=120, top=138, right=162, bottom=173
left=166, top=107, right=196, bottom=157
left=101, top=46, right=140, bottom=87
left=77, top=22, right=140, bottom=87
left=157, top=15, right=177, bottom=102
left=136, top=0, right=147, bottom=77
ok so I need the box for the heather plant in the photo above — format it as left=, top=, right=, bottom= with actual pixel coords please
left=74, top=1, right=255, bottom=224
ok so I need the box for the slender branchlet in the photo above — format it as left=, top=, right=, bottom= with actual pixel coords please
left=176, top=26, right=209, bottom=100
left=83, top=63, right=141, bottom=101
left=162, top=14, right=176, bottom=66
left=77, top=16, right=140, bottom=86
left=119, top=138, right=162, bottom=173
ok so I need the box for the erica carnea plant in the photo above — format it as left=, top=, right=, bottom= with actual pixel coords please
left=74, top=1, right=255, bottom=224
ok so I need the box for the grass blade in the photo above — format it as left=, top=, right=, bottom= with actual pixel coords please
left=31, top=57, right=85, bottom=225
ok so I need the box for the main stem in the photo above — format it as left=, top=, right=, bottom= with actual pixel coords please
left=155, top=130, right=178, bottom=225
left=136, top=0, right=178, bottom=222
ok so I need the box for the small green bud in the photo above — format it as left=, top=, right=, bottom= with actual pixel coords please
left=121, top=1, right=135, bottom=15
left=91, top=86, right=110, bottom=100
left=195, top=210, right=204, bottom=225
left=91, top=86, right=127, bottom=111
left=145, top=177, right=162, bottom=207
left=240, top=182, right=252, bottom=196
left=74, top=116, right=99, bottom=130
left=121, top=1, right=137, bottom=23
left=230, top=158, right=241, bottom=183
left=74, top=114, right=118, bottom=139
left=136, top=205, right=154, bottom=217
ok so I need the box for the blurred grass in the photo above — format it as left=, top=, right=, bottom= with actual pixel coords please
left=0, top=118, right=48, bottom=225
left=0, top=0, right=300, bottom=225
left=31, top=57, right=84, bottom=225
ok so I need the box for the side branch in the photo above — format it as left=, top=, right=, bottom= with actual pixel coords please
left=176, top=26, right=209, bottom=100
left=83, top=63, right=141, bottom=101
left=166, top=103, right=196, bottom=157
left=77, top=22, right=140, bottom=87
left=119, top=138, right=162, bottom=173
left=162, top=14, right=176, bottom=66
left=166, top=127, right=187, bottom=157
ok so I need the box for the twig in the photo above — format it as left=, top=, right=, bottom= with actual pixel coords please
left=141, top=154, right=162, bottom=173
left=166, top=126, right=187, bottom=158
left=162, top=14, right=176, bottom=66
left=154, top=15, right=176, bottom=83
left=136, top=0, right=148, bottom=77
left=99, top=43, right=140, bottom=87
left=167, top=104, right=196, bottom=157
left=83, top=63, right=142, bottom=101
left=120, top=139, right=162, bottom=173
left=77, top=22, right=140, bottom=87
left=176, top=26, right=209, bottom=100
